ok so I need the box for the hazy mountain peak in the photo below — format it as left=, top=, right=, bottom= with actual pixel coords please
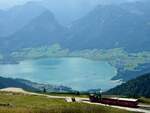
left=35, top=10, right=56, bottom=22
left=0, top=9, right=66, bottom=52
left=26, top=10, right=63, bottom=31
left=0, top=1, right=47, bottom=37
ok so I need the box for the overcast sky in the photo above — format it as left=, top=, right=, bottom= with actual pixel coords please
left=0, top=0, right=142, bottom=10
left=0, top=0, right=40, bottom=9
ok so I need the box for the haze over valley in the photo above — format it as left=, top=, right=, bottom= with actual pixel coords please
left=0, top=0, right=150, bottom=91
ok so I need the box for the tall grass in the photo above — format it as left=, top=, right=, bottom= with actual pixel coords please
left=0, top=92, right=139, bottom=113
left=138, top=97, right=150, bottom=104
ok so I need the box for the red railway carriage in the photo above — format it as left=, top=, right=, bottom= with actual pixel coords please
left=89, top=94, right=138, bottom=108
left=101, top=98, right=138, bottom=108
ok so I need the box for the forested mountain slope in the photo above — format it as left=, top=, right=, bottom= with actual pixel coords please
left=107, top=73, right=150, bottom=97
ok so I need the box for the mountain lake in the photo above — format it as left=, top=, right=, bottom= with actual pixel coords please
left=0, top=57, right=119, bottom=91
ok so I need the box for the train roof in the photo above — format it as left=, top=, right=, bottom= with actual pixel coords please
left=109, top=98, right=138, bottom=102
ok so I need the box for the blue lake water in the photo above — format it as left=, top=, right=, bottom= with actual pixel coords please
left=0, top=57, right=118, bottom=91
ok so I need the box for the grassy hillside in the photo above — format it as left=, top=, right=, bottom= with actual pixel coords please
left=138, top=97, right=150, bottom=105
left=0, top=92, right=138, bottom=113
left=107, top=73, right=150, bottom=97
left=11, top=45, right=150, bottom=72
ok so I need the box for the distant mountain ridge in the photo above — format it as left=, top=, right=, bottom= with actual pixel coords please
left=64, top=1, right=150, bottom=52
left=0, top=76, right=73, bottom=92
left=0, top=0, right=150, bottom=52
left=0, top=76, right=37, bottom=91
left=0, top=10, right=66, bottom=52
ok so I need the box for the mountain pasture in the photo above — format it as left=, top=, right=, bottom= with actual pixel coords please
left=0, top=91, right=139, bottom=113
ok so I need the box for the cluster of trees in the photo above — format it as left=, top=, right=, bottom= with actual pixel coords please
left=107, top=73, right=150, bottom=97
